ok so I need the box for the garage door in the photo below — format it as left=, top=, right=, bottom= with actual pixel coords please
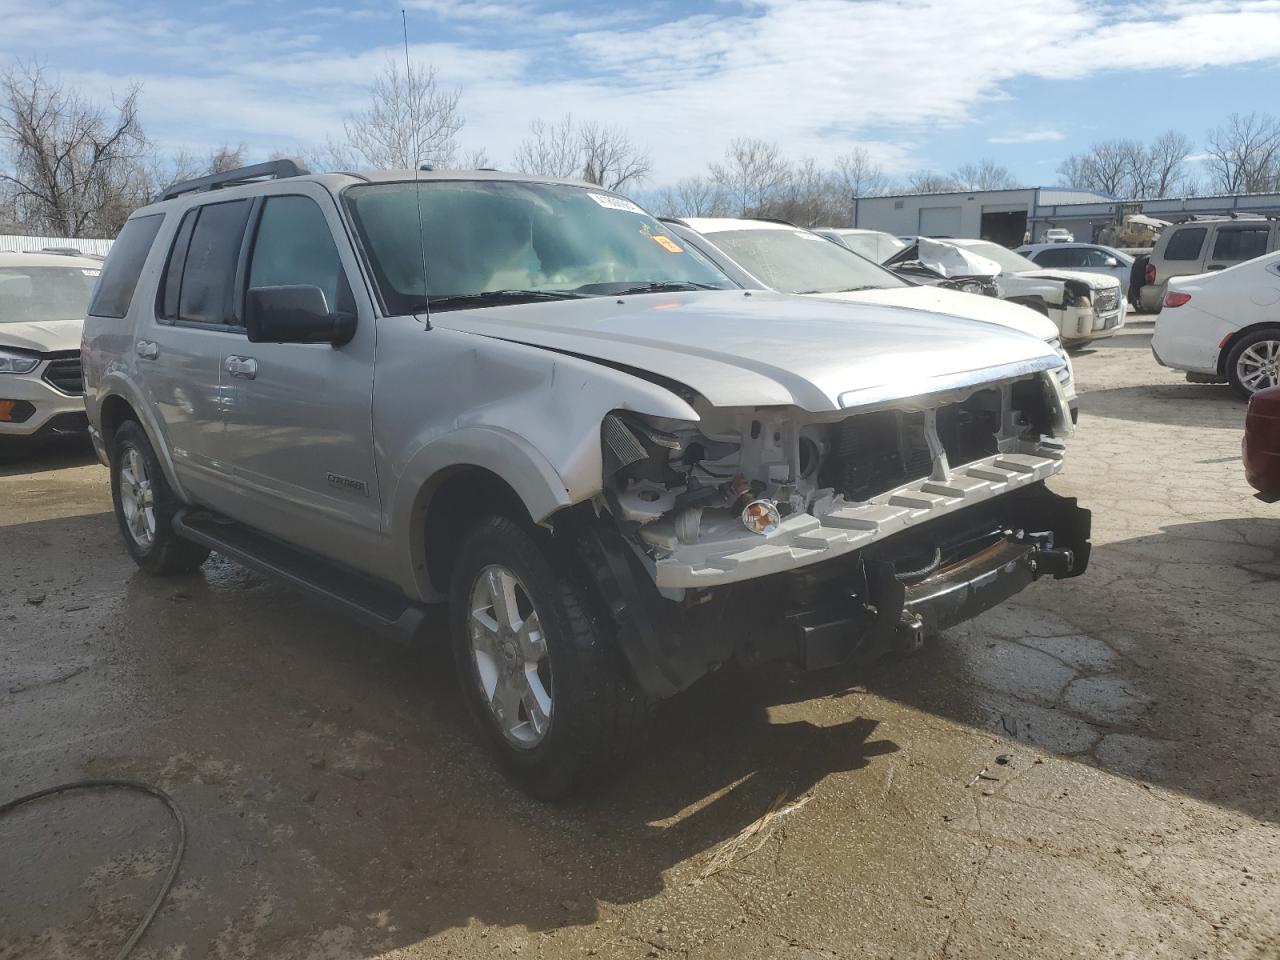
left=920, top=206, right=961, bottom=237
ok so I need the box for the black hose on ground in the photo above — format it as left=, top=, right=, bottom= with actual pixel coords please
left=0, top=778, right=185, bottom=960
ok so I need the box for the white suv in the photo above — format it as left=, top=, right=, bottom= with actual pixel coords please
left=0, top=252, right=101, bottom=446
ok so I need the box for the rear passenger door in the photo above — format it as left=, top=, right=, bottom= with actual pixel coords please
left=1206, top=224, right=1272, bottom=271
left=217, top=186, right=384, bottom=568
left=144, top=198, right=253, bottom=508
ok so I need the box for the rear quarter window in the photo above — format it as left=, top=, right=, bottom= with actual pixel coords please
left=1212, top=226, right=1269, bottom=262
left=1162, top=227, right=1207, bottom=262
left=89, top=213, right=164, bottom=318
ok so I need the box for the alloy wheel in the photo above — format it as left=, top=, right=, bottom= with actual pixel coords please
left=118, top=445, right=156, bottom=549
left=1237, top=339, right=1280, bottom=395
left=467, top=564, right=553, bottom=748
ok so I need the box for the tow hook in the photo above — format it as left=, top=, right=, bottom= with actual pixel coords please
left=895, top=612, right=926, bottom=654
left=1029, top=546, right=1074, bottom=578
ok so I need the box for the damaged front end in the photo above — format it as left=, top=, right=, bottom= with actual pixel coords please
left=560, top=363, right=1091, bottom=699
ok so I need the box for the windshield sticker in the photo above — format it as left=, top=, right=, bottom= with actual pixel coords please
left=793, top=231, right=826, bottom=241
left=652, top=234, right=683, bottom=253
left=81, top=269, right=101, bottom=276
left=588, top=192, right=644, bottom=215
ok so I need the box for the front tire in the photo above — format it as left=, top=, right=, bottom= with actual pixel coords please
left=110, top=420, right=210, bottom=575
left=1226, top=328, right=1280, bottom=400
left=449, top=515, right=645, bottom=799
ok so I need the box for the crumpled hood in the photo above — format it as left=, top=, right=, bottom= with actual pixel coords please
left=0, top=319, right=83, bottom=353
left=1017, top=268, right=1120, bottom=291
left=815, top=286, right=1059, bottom=342
left=432, top=290, right=1060, bottom=412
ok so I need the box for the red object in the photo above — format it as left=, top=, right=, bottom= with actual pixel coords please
left=1145, top=263, right=1156, bottom=285
left=1163, top=291, right=1192, bottom=308
left=1244, top=386, right=1280, bottom=497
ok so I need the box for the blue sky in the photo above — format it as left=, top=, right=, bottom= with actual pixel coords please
left=3, top=0, right=1280, bottom=189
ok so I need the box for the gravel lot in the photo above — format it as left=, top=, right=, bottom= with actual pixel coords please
left=2, top=318, right=1278, bottom=960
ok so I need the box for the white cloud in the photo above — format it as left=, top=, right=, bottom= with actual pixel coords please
left=988, top=130, right=1067, bottom=144
left=3, top=0, right=1280, bottom=183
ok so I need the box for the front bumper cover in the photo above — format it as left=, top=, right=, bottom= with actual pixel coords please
left=567, top=483, right=1091, bottom=699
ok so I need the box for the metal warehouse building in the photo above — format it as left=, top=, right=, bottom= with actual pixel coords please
left=0, top=234, right=114, bottom=256
left=852, top=187, right=1280, bottom=246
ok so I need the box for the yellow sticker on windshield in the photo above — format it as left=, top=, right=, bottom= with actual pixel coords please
left=652, top=234, right=683, bottom=253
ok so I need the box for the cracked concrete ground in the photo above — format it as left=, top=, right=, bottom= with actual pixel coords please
left=2, top=319, right=1278, bottom=959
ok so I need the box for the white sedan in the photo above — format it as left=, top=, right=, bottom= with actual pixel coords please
left=1152, top=250, right=1280, bottom=399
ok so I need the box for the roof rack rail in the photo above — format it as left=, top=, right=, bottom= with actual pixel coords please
left=746, top=216, right=800, bottom=228
left=160, top=159, right=310, bottom=201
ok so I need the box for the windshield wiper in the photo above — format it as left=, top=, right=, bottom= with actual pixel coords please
left=611, top=281, right=723, bottom=295
left=427, top=289, right=591, bottom=311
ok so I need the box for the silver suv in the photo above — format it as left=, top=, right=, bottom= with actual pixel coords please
left=1140, top=217, right=1279, bottom=311
left=83, top=161, right=1091, bottom=797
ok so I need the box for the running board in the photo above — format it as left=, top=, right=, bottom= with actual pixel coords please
left=173, top=509, right=430, bottom=646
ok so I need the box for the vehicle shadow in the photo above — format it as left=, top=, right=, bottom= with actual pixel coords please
left=0, top=437, right=96, bottom=477
left=1081, top=381, right=1246, bottom=429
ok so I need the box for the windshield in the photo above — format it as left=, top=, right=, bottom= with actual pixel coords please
left=952, top=241, right=1040, bottom=273
left=344, top=180, right=734, bottom=312
left=707, top=228, right=907, bottom=294
left=831, top=230, right=905, bottom=262
left=0, top=265, right=99, bottom=323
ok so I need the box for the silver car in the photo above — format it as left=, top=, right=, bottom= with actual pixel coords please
left=83, top=162, right=1090, bottom=797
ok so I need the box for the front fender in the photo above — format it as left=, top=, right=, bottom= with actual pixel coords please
left=389, top=426, right=573, bottom=600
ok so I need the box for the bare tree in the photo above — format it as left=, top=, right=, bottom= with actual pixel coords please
left=329, top=60, right=463, bottom=170
left=1146, top=129, right=1194, bottom=197
left=512, top=114, right=580, bottom=179
left=906, top=170, right=958, bottom=194
left=1204, top=112, right=1280, bottom=194
left=457, top=146, right=492, bottom=170
left=709, top=137, right=791, bottom=216
left=579, top=121, right=650, bottom=191
left=207, top=143, right=246, bottom=174
left=833, top=148, right=886, bottom=197
left=650, top=175, right=726, bottom=218
left=0, top=61, right=150, bottom=237
left=951, top=158, right=1018, bottom=191
left=1057, top=139, right=1140, bottom=197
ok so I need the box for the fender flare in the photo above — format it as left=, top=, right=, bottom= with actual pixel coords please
left=390, top=425, right=574, bottom=600
left=96, top=374, right=189, bottom=501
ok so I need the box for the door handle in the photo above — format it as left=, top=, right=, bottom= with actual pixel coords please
left=224, top=356, right=258, bottom=380
left=135, top=340, right=159, bottom=360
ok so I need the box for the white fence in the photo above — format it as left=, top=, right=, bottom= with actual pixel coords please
left=0, top=234, right=114, bottom=256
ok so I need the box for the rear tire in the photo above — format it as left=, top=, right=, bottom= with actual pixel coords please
left=449, top=515, right=645, bottom=799
left=110, top=420, right=210, bottom=575
left=1225, top=328, right=1280, bottom=401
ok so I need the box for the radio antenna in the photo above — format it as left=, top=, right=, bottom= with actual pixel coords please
left=403, top=8, right=431, bottom=327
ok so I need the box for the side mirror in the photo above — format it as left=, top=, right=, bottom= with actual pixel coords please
left=1102, top=256, right=1119, bottom=267
left=245, top=285, right=355, bottom=345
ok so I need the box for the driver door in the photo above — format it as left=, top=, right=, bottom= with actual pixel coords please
left=217, top=187, right=385, bottom=571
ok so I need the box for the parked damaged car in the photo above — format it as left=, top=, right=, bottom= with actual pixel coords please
left=84, top=164, right=1091, bottom=798
left=888, top=238, right=1127, bottom=348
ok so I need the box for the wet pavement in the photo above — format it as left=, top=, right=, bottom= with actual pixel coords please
left=2, top=320, right=1278, bottom=959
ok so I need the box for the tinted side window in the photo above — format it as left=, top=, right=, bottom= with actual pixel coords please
left=158, top=209, right=198, bottom=322
left=1034, top=248, right=1075, bottom=267
left=247, top=195, right=352, bottom=313
left=1082, top=248, right=1112, bottom=267
left=1212, top=227, right=1269, bottom=262
left=89, top=213, right=164, bottom=318
left=1163, top=227, right=1207, bottom=261
left=178, top=199, right=252, bottom=325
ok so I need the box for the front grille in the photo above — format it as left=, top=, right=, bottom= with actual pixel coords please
left=1093, top=288, right=1119, bottom=314
left=819, top=391, right=1002, bottom=502
left=42, top=356, right=83, bottom=396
